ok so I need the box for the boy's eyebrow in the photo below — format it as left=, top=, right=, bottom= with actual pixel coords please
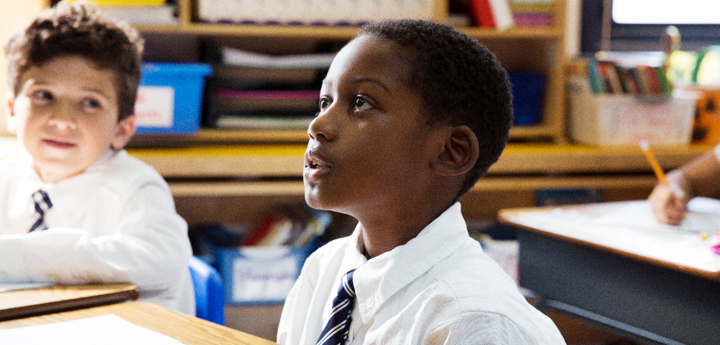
left=352, top=77, right=391, bottom=94
left=26, top=80, right=112, bottom=100
left=79, top=87, right=112, bottom=99
left=321, top=76, right=392, bottom=95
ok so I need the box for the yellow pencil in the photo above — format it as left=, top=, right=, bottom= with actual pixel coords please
left=639, top=140, right=669, bottom=186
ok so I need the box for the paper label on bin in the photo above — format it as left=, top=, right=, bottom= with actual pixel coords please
left=135, top=86, right=174, bottom=128
left=231, top=253, right=298, bottom=302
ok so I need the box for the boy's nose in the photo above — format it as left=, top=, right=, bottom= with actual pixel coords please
left=46, top=105, right=78, bottom=131
left=308, top=109, right=336, bottom=142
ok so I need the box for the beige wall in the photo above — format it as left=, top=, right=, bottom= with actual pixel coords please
left=0, top=0, right=48, bottom=136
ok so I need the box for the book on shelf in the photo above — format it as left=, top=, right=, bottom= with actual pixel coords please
left=213, top=64, right=325, bottom=88
left=96, top=4, right=177, bottom=25
left=468, top=0, right=515, bottom=30
left=238, top=204, right=332, bottom=247
left=221, top=47, right=336, bottom=69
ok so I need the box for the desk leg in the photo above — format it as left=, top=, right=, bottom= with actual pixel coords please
left=518, top=230, right=720, bottom=345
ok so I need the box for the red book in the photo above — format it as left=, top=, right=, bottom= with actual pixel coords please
left=641, top=65, right=663, bottom=95
left=241, top=214, right=279, bottom=246
left=468, top=0, right=496, bottom=28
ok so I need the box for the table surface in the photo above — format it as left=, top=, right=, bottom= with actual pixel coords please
left=498, top=200, right=720, bottom=282
left=0, top=283, right=139, bottom=321
left=0, top=301, right=278, bottom=345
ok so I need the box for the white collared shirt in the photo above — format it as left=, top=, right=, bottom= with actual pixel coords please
left=277, top=202, right=565, bottom=344
left=0, top=150, right=194, bottom=315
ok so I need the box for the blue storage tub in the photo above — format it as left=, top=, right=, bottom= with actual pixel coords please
left=508, top=73, right=546, bottom=126
left=135, top=63, right=212, bottom=135
left=215, top=244, right=316, bottom=305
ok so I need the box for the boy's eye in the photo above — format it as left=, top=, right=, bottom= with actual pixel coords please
left=318, top=98, right=331, bottom=111
left=31, top=90, right=53, bottom=102
left=353, top=96, right=373, bottom=112
left=81, top=98, right=101, bottom=109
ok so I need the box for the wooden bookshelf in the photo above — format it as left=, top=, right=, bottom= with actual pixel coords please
left=129, top=0, right=568, bottom=143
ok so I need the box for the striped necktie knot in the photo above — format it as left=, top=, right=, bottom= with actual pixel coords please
left=29, top=190, right=52, bottom=232
left=316, top=269, right=356, bottom=345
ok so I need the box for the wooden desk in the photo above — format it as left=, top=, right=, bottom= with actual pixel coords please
left=0, top=284, right=138, bottom=322
left=0, top=301, right=278, bottom=345
left=499, top=202, right=720, bottom=345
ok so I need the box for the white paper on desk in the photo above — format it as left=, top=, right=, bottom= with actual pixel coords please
left=0, top=314, right=183, bottom=345
left=593, top=198, right=720, bottom=233
left=0, top=283, right=52, bottom=293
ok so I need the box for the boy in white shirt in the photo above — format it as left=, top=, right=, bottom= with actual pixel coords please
left=0, top=1, right=194, bottom=315
left=277, top=20, right=565, bottom=344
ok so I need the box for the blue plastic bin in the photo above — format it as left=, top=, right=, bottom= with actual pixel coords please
left=214, top=243, right=317, bottom=305
left=508, top=73, right=546, bottom=126
left=135, top=63, right=212, bottom=135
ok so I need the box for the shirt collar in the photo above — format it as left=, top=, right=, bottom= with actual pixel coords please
left=348, top=202, right=469, bottom=324
left=28, top=149, right=118, bottom=203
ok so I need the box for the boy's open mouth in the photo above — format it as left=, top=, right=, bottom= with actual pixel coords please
left=308, top=160, right=326, bottom=169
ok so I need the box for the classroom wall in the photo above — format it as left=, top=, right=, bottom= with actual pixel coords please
left=0, top=0, right=47, bottom=136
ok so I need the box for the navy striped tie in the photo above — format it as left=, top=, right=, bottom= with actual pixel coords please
left=29, top=190, right=52, bottom=232
left=316, top=269, right=356, bottom=345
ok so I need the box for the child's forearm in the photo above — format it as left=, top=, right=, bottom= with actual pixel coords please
left=679, top=149, right=720, bottom=199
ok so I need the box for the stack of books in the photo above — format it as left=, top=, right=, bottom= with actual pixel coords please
left=192, top=203, right=333, bottom=259
left=197, top=0, right=434, bottom=26
left=568, top=53, right=673, bottom=96
left=239, top=204, right=332, bottom=248
left=510, top=0, right=554, bottom=28
left=205, top=47, right=334, bottom=130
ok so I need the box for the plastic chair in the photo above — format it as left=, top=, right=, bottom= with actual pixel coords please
left=189, top=256, right=225, bottom=325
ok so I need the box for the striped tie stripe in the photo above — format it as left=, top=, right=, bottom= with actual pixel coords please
left=316, top=269, right=356, bottom=345
left=29, top=190, right=52, bottom=232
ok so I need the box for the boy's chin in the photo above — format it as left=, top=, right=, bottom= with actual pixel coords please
left=304, top=189, right=337, bottom=212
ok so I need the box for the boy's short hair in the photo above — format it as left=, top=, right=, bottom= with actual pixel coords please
left=4, top=1, right=144, bottom=121
left=358, top=20, right=513, bottom=199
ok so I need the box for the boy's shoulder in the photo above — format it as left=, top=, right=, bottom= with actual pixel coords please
left=426, top=239, right=525, bottom=309
left=419, top=241, right=564, bottom=342
left=0, top=153, right=33, bottom=176
left=98, top=150, right=169, bottom=190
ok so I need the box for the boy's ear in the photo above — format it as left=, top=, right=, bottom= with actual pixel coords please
left=430, top=125, right=479, bottom=177
left=5, top=92, right=16, bottom=134
left=111, top=115, right=137, bottom=150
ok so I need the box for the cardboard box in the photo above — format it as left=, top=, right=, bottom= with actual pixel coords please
left=135, top=63, right=212, bottom=135
left=215, top=245, right=315, bottom=305
left=569, top=92, right=698, bottom=146
left=678, top=86, right=720, bottom=145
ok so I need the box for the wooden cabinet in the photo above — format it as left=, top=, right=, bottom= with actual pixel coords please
left=131, top=0, right=568, bottom=143
left=125, top=143, right=710, bottom=226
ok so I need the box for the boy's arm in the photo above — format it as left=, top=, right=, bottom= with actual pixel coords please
left=0, top=180, right=191, bottom=294
left=426, top=312, right=565, bottom=345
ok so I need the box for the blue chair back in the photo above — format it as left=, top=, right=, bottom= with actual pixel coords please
left=189, top=256, right=225, bottom=325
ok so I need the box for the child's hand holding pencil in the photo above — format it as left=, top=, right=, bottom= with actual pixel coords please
left=642, top=140, right=692, bottom=225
